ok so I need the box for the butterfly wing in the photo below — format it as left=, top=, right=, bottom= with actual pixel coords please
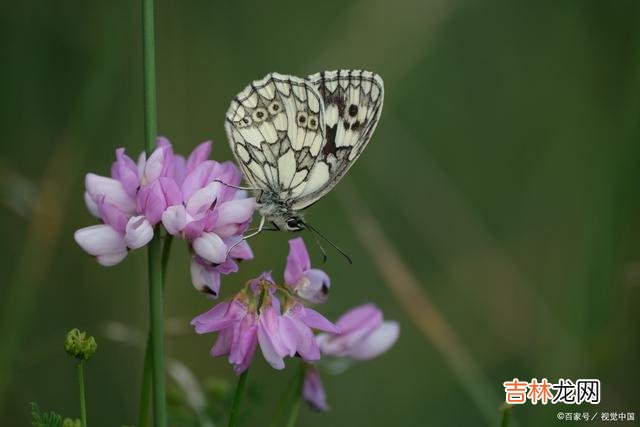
left=291, top=69, right=384, bottom=210
left=225, top=73, right=326, bottom=200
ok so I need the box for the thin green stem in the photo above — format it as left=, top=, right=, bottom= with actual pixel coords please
left=142, top=0, right=164, bottom=424
left=283, top=363, right=306, bottom=427
left=268, top=372, right=298, bottom=427
left=228, top=369, right=250, bottom=427
left=142, top=0, right=157, bottom=153
left=501, top=404, right=512, bottom=427
left=137, top=346, right=152, bottom=427
left=139, top=235, right=173, bottom=426
left=78, top=361, right=87, bottom=427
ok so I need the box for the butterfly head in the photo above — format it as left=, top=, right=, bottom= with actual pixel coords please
left=285, top=216, right=306, bottom=232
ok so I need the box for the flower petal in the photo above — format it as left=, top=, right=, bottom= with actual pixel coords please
left=301, top=307, right=340, bottom=334
left=295, top=269, right=330, bottom=304
left=185, top=141, right=212, bottom=174
left=193, top=232, right=228, bottom=264
left=96, top=251, right=128, bottom=266
left=161, top=205, right=187, bottom=235
left=191, top=301, right=236, bottom=333
left=74, top=224, right=126, bottom=256
left=85, top=173, right=136, bottom=215
left=125, top=215, right=154, bottom=249
left=303, top=366, right=329, bottom=412
left=84, top=191, right=99, bottom=218
left=346, top=321, right=400, bottom=360
left=284, top=237, right=311, bottom=286
left=190, top=257, right=221, bottom=296
left=111, top=148, right=140, bottom=196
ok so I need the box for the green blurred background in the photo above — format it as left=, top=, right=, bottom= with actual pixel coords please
left=1, top=0, right=639, bottom=425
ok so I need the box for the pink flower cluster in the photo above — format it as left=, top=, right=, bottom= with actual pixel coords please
left=74, top=138, right=256, bottom=295
left=74, top=138, right=399, bottom=413
left=191, top=237, right=400, bottom=412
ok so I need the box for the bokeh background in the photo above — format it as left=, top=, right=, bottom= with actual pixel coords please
left=1, top=0, right=639, bottom=425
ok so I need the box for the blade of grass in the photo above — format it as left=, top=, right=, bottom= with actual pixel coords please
left=339, top=186, right=509, bottom=427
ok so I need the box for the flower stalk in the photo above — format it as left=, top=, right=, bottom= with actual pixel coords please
left=228, top=369, right=249, bottom=427
left=141, top=0, right=166, bottom=425
left=78, top=362, right=87, bottom=427
left=138, top=234, right=173, bottom=427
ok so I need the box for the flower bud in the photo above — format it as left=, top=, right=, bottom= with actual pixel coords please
left=62, top=419, right=81, bottom=427
left=64, top=329, right=97, bottom=360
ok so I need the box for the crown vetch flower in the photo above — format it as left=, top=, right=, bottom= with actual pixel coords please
left=317, top=303, right=399, bottom=360
left=75, top=138, right=255, bottom=279
left=161, top=158, right=256, bottom=296
left=302, top=365, right=329, bottom=412
left=191, top=272, right=338, bottom=374
left=284, top=237, right=330, bottom=304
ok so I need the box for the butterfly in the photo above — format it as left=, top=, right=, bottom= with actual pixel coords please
left=224, top=70, right=383, bottom=256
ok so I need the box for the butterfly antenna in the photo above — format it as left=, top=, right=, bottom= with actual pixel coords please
left=311, top=232, right=328, bottom=264
left=304, top=222, right=352, bottom=264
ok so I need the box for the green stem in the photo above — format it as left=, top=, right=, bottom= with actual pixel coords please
left=138, top=235, right=173, bottom=426
left=501, top=404, right=512, bottom=427
left=283, top=363, right=306, bottom=427
left=78, top=361, right=87, bottom=427
left=228, top=369, right=250, bottom=427
left=142, top=0, right=165, bottom=424
left=268, top=369, right=299, bottom=427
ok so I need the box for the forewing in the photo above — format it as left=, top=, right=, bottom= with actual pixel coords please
left=291, top=69, right=384, bottom=210
left=225, top=73, right=326, bottom=199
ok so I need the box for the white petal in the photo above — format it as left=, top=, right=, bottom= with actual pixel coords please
left=96, top=251, right=128, bottom=266
left=74, top=224, right=126, bottom=256
left=125, top=215, right=154, bottom=249
left=346, top=321, right=399, bottom=360
left=192, top=232, right=227, bottom=264
left=85, top=173, right=136, bottom=214
left=161, top=205, right=187, bottom=235
left=84, top=191, right=99, bottom=217
left=186, top=182, right=220, bottom=218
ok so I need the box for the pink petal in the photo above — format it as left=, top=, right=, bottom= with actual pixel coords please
left=284, top=237, right=311, bottom=286
left=112, top=148, right=140, bottom=196
left=303, top=366, right=329, bottom=412
left=301, top=307, right=340, bottom=334
left=191, top=301, right=232, bottom=333
left=185, top=141, right=212, bottom=174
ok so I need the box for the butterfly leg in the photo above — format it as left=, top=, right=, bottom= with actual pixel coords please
left=225, top=215, right=265, bottom=257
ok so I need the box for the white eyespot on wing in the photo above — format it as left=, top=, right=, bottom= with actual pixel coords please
left=225, top=72, right=327, bottom=198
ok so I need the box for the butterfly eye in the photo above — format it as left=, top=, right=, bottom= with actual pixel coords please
left=286, top=218, right=302, bottom=231
left=241, top=116, right=252, bottom=127
left=268, top=101, right=282, bottom=115
left=252, top=108, right=268, bottom=123
left=307, top=115, right=319, bottom=130
left=296, top=111, right=308, bottom=127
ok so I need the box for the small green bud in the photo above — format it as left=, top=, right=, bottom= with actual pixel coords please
left=64, top=328, right=97, bottom=360
left=62, top=418, right=81, bottom=427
